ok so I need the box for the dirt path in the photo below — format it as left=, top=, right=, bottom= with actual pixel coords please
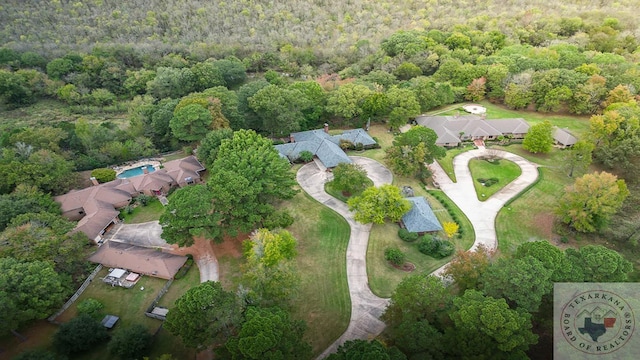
left=167, top=237, right=219, bottom=282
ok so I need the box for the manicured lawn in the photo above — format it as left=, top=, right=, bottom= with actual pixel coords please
left=157, top=262, right=201, bottom=308
left=436, top=144, right=475, bottom=182
left=367, top=190, right=474, bottom=298
left=469, top=158, right=522, bottom=201
left=286, top=192, right=351, bottom=356
left=120, top=198, right=165, bottom=224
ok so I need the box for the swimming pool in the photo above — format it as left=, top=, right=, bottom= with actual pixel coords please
left=117, top=164, right=156, bottom=179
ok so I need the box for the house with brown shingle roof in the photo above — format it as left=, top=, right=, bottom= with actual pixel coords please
left=415, top=115, right=530, bottom=147
left=55, top=156, right=205, bottom=242
left=88, top=241, right=187, bottom=279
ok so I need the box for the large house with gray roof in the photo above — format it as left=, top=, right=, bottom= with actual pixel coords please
left=401, top=197, right=443, bottom=234
left=415, top=115, right=530, bottom=147
left=275, top=126, right=377, bottom=169
left=55, top=156, right=205, bottom=243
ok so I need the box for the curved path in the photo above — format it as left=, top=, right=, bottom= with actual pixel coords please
left=297, top=156, right=393, bottom=359
left=429, top=148, right=539, bottom=276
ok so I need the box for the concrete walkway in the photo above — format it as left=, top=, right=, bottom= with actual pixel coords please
left=297, top=156, right=393, bottom=359
left=429, top=148, right=539, bottom=276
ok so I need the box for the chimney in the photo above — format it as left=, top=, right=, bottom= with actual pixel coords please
left=289, top=135, right=295, bottom=143
left=142, top=166, right=149, bottom=174
left=90, top=177, right=99, bottom=186
left=324, top=123, right=329, bottom=133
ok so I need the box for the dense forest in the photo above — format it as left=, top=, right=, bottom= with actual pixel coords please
left=2, top=0, right=640, bottom=359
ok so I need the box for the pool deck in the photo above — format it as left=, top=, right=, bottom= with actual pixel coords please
left=113, top=160, right=162, bottom=177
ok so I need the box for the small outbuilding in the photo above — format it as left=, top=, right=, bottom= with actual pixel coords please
left=101, top=315, right=119, bottom=329
left=400, top=197, right=443, bottom=234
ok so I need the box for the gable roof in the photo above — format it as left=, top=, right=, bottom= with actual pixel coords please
left=55, top=156, right=205, bottom=240
left=415, top=115, right=530, bottom=145
left=276, top=128, right=376, bottom=168
left=401, top=196, right=443, bottom=233
left=553, top=127, right=578, bottom=146
left=88, top=241, right=187, bottom=279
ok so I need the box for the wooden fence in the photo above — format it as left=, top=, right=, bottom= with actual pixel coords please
left=48, top=264, right=103, bottom=323
left=144, top=279, right=174, bottom=321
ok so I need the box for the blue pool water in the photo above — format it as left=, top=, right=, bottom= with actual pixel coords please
left=117, top=164, right=156, bottom=179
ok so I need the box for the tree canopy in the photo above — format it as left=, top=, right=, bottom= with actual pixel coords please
left=556, top=171, right=629, bottom=232
left=331, top=163, right=370, bottom=196
left=347, top=184, right=411, bottom=224
left=385, top=126, right=446, bottom=177
left=53, top=314, right=109, bottom=355
left=0, top=257, right=68, bottom=335
left=207, top=130, right=298, bottom=237
left=224, top=306, right=312, bottom=360
left=159, top=184, right=221, bottom=246
left=164, top=281, right=242, bottom=349
left=522, top=120, right=554, bottom=154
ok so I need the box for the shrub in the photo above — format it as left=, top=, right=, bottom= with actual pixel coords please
left=477, top=178, right=499, bottom=187
left=354, top=142, right=364, bottom=151
left=262, top=210, right=295, bottom=229
left=136, top=194, right=152, bottom=206
left=174, top=258, right=194, bottom=279
left=91, top=168, right=117, bottom=183
left=398, top=228, right=419, bottom=242
left=77, top=298, right=104, bottom=320
left=53, top=315, right=109, bottom=355
left=339, top=139, right=355, bottom=150
left=384, top=247, right=405, bottom=266
left=417, top=235, right=438, bottom=255
left=436, top=240, right=455, bottom=258
left=108, top=324, right=152, bottom=360
left=298, top=150, right=314, bottom=163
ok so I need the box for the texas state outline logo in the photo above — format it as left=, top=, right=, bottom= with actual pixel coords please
left=555, top=283, right=638, bottom=358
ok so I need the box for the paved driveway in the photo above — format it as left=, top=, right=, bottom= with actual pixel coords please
left=429, top=148, right=539, bottom=276
left=297, top=156, right=393, bottom=359
left=105, top=221, right=171, bottom=249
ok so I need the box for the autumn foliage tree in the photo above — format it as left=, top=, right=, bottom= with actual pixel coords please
left=465, top=77, right=487, bottom=101
left=443, top=244, right=492, bottom=292
left=556, top=171, right=629, bottom=232
left=442, top=221, right=459, bottom=239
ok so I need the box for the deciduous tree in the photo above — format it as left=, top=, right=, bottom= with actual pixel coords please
left=442, top=221, right=459, bottom=239
left=347, top=184, right=410, bottom=224
left=164, top=281, right=242, bottom=349
left=159, top=185, right=221, bottom=246
left=481, top=256, right=552, bottom=312
left=331, top=163, right=369, bottom=196
left=197, top=128, right=234, bottom=168
left=53, top=315, right=109, bottom=355
left=208, top=130, right=297, bottom=237
left=326, top=340, right=401, bottom=360
left=565, top=245, right=633, bottom=282
left=556, top=171, right=629, bottom=232
left=108, top=324, right=152, bottom=360
left=563, top=140, right=593, bottom=177
left=170, top=104, right=215, bottom=142
left=0, top=258, right=68, bottom=335
left=326, top=83, right=373, bottom=120
left=248, top=85, right=310, bottom=136
left=224, top=306, right=312, bottom=360
left=522, top=120, right=554, bottom=154
left=443, top=244, right=492, bottom=292
left=445, top=290, right=537, bottom=359
left=385, top=87, right=421, bottom=130
left=385, top=126, right=445, bottom=177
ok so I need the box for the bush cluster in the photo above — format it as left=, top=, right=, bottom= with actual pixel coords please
left=428, top=191, right=465, bottom=238
left=398, top=228, right=419, bottom=242
left=477, top=178, right=499, bottom=187
left=384, top=247, right=406, bottom=266
left=417, top=235, right=455, bottom=259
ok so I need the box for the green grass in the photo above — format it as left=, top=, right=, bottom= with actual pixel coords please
left=437, top=145, right=475, bottom=182
left=367, top=190, right=474, bottom=298
left=157, top=263, right=201, bottom=308
left=285, top=191, right=351, bottom=356
left=162, top=150, right=187, bottom=162
left=120, top=199, right=165, bottom=224
left=48, top=268, right=195, bottom=359
left=324, top=178, right=373, bottom=202
left=469, top=158, right=522, bottom=201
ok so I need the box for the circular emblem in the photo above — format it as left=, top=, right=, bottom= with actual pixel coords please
left=560, top=290, right=635, bottom=354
